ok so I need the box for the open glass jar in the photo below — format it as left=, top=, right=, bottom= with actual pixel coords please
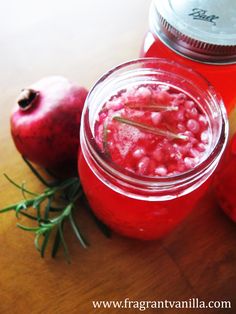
left=79, top=59, right=228, bottom=240
left=141, top=0, right=236, bottom=113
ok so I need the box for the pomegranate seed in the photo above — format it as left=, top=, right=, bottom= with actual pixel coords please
left=137, top=156, right=150, bottom=175
left=133, top=148, right=145, bottom=159
left=187, top=119, right=200, bottom=134
left=155, top=165, right=167, bottom=176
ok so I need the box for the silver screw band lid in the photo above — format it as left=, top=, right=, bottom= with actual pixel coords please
left=150, top=0, right=236, bottom=63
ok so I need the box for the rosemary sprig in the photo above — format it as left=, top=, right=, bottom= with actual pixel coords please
left=102, top=122, right=110, bottom=156
left=0, top=175, right=86, bottom=261
left=113, top=116, right=188, bottom=141
left=0, top=160, right=111, bottom=261
left=125, top=102, right=178, bottom=112
left=4, top=173, right=38, bottom=196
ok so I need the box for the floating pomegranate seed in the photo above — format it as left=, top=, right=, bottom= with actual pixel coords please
left=187, top=119, right=200, bottom=134
left=155, top=165, right=168, bottom=176
left=175, top=109, right=185, bottom=121
left=136, top=86, right=152, bottom=99
left=153, top=147, right=164, bottom=162
left=137, top=156, right=150, bottom=175
left=198, top=114, right=208, bottom=127
left=186, top=107, right=198, bottom=119
left=185, top=100, right=195, bottom=109
left=133, top=148, right=145, bottom=159
left=201, top=130, right=209, bottom=143
left=151, top=112, right=162, bottom=125
left=196, top=142, right=206, bottom=152
left=177, top=123, right=186, bottom=132
left=184, top=157, right=196, bottom=169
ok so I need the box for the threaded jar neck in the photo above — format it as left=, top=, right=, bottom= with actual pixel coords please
left=149, top=0, right=236, bottom=64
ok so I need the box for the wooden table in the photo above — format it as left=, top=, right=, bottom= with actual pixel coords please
left=0, top=1, right=235, bottom=313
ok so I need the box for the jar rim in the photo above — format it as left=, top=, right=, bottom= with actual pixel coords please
left=80, top=58, right=228, bottom=199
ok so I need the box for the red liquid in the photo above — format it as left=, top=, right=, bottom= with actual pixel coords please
left=79, top=83, right=212, bottom=239
left=79, top=154, right=210, bottom=239
left=141, top=32, right=236, bottom=113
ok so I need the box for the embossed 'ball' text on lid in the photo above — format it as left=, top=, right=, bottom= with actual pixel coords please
left=150, top=0, right=236, bottom=63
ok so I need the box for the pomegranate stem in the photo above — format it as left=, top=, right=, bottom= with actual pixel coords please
left=17, top=89, right=39, bottom=111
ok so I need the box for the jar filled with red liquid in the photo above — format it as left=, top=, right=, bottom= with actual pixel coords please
left=79, top=59, right=228, bottom=240
left=214, top=106, right=236, bottom=221
left=141, top=0, right=236, bottom=113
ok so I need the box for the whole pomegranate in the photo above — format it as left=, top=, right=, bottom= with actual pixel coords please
left=10, top=76, right=88, bottom=176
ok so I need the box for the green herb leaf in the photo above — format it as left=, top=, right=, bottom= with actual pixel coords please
left=51, top=228, right=61, bottom=258
left=4, top=173, right=38, bottom=196
left=113, top=116, right=188, bottom=141
left=40, top=230, right=52, bottom=258
left=69, top=212, right=88, bottom=248
left=58, top=221, right=70, bottom=263
left=125, top=101, right=178, bottom=112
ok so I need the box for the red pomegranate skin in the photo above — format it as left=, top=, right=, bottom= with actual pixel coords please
left=10, top=76, right=88, bottom=176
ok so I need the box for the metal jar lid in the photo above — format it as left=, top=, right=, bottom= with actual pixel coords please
left=150, top=0, right=236, bottom=63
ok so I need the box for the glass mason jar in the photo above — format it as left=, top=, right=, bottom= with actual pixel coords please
left=215, top=136, right=236, bottom=222
left=214, top=106, right=236, bottom=222
left=141, top=0, right=236, bottom=113
left=79, top=59, right=228, bottom=240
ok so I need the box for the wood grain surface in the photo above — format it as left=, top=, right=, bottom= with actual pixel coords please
left=0, top=1, right=235, bottom=313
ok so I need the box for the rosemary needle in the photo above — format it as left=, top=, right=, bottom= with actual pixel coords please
left=125, top=102, right=178, bottom=112
left=102, top=122, right=110, bottom=156
left=113, top=116, right=188, bottom=141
